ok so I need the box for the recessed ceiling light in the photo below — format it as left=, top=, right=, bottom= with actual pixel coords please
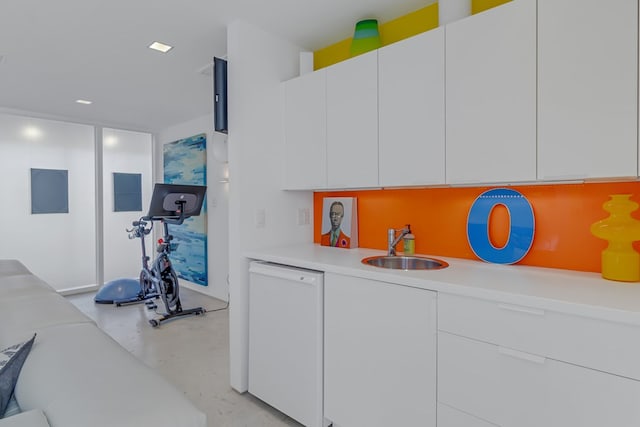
left=76, top=99, right=92, bottom=105
left=23, top=126, right=42, bottom=139
left=104, top=136, right=118, bottom=147
left=149, top=41, right=173, bottom=53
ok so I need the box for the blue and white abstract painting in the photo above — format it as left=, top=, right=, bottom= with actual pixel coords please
left=163, top=133, right=207, bottom=286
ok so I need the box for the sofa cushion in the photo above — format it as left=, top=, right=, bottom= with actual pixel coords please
left=0, top=294, right=92, bottom=349
left=0, top=335, right=35, bottom=416
left=15, top=323, right=206, bottom=427
left=0, top=409, right=50, bottom=427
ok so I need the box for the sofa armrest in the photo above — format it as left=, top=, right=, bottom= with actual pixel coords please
left=0, top=261, right=32, bottom=278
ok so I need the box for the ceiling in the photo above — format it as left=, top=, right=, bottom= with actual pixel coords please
left=0, top=0, right=432, bottom=133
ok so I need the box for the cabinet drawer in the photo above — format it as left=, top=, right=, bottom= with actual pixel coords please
left=438, top=332, right=640, bottom=427
left=438, top=403, right=497, bottom=427
left=438, top=293, right=640, bottom=380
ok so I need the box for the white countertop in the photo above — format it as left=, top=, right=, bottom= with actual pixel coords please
left=246, top=243, right=640, bottom=326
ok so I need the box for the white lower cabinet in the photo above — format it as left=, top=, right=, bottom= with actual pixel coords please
left=248, top=258, right=640, bottom=427
left=437, top=293, right=640, bottom=427
left=438, top=293, right=640, bottom=380
left=323, top=272, right=437, bottom=427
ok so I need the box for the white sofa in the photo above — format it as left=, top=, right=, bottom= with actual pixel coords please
left=0, top=260, right=207, bottom=427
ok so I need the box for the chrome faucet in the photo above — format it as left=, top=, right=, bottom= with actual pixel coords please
left=387, top=224, right=411, bottom=256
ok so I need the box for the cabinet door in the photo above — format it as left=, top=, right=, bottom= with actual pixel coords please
left=283, top=70, right=327, bottom=190
left=324, top=273, right=436, bottom=427
left=378, top=28, right=445, bottom=187
left=445, top=0, right=536, bottom=184
left=538, top=0, right=637, bottom=180
left=438, top=332, right=640, bottom=427
left=326, top=50, right=378, bottom=188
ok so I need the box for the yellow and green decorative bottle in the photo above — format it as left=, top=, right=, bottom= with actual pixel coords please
left=350, top=19, right=381, bottom=57
left=590, top=194, right=640, bottom=282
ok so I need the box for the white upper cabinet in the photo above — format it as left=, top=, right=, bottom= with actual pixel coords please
left=282, top=69, right=327, bottom=190
left=326, top=50, right=379, bottom=188
left=378, top=27, right=445, bottom=187
left=537, top=0, right=638, bottom=180
left=445, top=0, right=537, bottom=184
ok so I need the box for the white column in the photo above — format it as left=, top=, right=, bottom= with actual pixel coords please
left=94, top=126, right=104, bottom=289
left=300, top=51, right=314, bottom=75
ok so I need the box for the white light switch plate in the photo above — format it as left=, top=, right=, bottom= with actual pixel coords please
left=297, top=208, right=310, bottom=226
left=255, top=208, right=266, bottom=228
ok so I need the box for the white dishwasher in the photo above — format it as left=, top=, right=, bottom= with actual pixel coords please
left=248, top=261, right=324, bottom=427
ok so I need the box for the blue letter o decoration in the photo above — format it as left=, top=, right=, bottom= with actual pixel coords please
left=467, top=188, right=535, bottom=264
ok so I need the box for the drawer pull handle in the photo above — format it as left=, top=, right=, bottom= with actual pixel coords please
left=498, top=303, right=545, bottom=316
left=498, top=347, right=546, bottom=364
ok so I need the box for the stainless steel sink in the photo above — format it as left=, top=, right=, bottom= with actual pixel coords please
left=361, top=255, right=449, bottom=271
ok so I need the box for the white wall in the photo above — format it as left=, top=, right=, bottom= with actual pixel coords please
left=227, top=20, right=314, bottom=392
left=156, top=115, right=230, bottom=302
left=0, top=113, right=96, bottom=291
left=102, top=128, right=153, bottom=283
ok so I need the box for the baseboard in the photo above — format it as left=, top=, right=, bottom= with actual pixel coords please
left=58, top=283, right=99, bottom=296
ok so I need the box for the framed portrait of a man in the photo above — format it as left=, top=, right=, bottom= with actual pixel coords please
left=321, top=197, right=358, bottom=248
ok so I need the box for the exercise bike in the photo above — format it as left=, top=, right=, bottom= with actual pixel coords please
left=125, top=183, right=207, bottom=327
left=119, top=218, right=160, bottom=309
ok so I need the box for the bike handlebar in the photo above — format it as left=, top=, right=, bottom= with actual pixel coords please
left=126, top=218, right=153, bottom=239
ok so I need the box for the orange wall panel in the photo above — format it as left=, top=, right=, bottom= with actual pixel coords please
left=314, top=182, right=640, bottom=273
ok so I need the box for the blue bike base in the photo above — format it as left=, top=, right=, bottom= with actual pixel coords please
left=95, top=278, right=142, bottom=304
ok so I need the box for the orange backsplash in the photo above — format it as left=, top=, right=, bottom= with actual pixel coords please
left=314, top=182, right=640, bottom=273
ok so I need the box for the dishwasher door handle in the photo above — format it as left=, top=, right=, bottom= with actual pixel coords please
left=250, top=264, right=321, bottom=285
